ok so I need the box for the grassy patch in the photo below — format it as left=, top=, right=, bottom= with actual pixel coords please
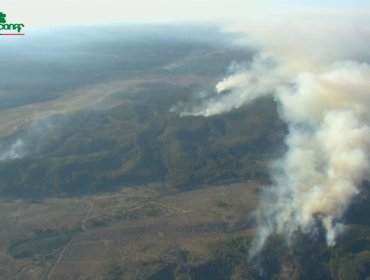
left=8, top=228, right=79, bottom=259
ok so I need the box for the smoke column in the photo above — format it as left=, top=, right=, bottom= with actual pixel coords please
left=172, top=46, right=370, bottom=254
left=250, top=61, right=370, bottom=256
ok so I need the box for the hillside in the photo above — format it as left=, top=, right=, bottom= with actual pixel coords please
left=0, top=86, right=285, bottom=198
left=0, top=27, right=285, bottom=198
left=0, top=25, right=369, bottom=280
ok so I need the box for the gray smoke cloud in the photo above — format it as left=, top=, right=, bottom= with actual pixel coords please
left=171, top=54, right=286, bottom=117
left=171, top=47, right=370, bottom=255
left=251, top=61, right=370, bottom=256
left=0, top=117, right=58, bottom=163
left=0, top=139, right=26, bottom=162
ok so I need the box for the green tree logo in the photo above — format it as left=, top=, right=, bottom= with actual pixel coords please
left=0, top=12, right=6, bottom=23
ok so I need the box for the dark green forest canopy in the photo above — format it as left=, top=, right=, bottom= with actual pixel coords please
left=0, top=92, right=285, bottom=198
left=0, top=25, right=284, bottom=198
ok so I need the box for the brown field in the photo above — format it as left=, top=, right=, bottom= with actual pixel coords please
left=0, top=181, right=260, bottom=280
left=0, top=74, right=216, bottom=137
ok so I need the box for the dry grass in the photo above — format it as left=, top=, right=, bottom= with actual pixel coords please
left=0, top=181, right=260, bottom=279
left=0, top=74, right=215, bottom=138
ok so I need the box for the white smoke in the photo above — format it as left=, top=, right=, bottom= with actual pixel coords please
left=0, top=139, right=26, bottom=162
left=252, top=62, right=370, bottom=254
left=0, top=117, right=58, bottom=163
left=171, top=54, right=286, bottom=117
left=173, top=56, right=370, bottom=255
left=170, top=6, right=370, bottom=254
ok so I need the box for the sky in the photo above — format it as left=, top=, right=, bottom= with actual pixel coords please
left=1, top=0, right=369, bottom=28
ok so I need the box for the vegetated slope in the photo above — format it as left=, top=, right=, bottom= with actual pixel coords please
left=179, top=184, right=370, bottom=280
left=0, top=25, right=251, bottom=112
left=134, top=184, right=370, bottom=280
left=0, top=25, right=274, bottom=198
left=0, top=82, right=286, bottom=198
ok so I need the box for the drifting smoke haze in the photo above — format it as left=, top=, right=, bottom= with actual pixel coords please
left=0, top=117, right=57, bottom=163
left=0, top=139, right=26, bottom=162
left=251, top=61, right=370, bottom=256
left=171, top=54, right=286, bottom=117
left=171, top=11, right=370, bottom=256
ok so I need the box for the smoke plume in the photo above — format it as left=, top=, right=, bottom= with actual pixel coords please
left=0, top=117, right=58, bottom=163
left=251, top=61, right=370, bottom=255
left=0, top=139, right=26, bottom=162
left=172, top=19, right=370, bottom=255
left=171, top=54, right=286, bottom=116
